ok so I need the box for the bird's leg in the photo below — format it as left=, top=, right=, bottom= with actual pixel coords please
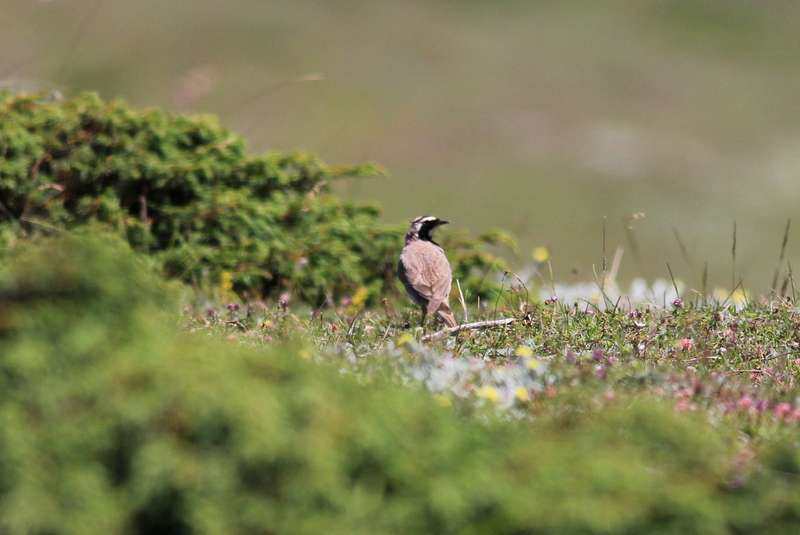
left=419, top=305, right=427, bottom=328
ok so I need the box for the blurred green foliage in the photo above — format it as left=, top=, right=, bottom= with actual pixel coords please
left=0, top=92, right=514, bottom=305
left=2, top=234, right=800, bottom=534
left=0, top=91, right=389, bottom=304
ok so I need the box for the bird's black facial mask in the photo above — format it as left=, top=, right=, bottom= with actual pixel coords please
left=413, top=216, right=449, bottom=242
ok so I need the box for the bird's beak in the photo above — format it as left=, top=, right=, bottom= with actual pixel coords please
left=437, top=219, right=450, bottom=226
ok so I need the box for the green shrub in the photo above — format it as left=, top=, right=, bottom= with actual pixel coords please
left=0, top=92, right=513, bottom=306
left=3, top=234, right=800, bottom=534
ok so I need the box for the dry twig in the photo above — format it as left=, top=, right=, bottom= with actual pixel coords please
left=420, top=317, right=518, bottom=342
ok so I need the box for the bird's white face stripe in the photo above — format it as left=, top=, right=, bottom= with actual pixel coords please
left=412, top=216, right=438, bottom=224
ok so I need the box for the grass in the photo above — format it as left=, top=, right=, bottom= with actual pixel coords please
left=183, top=285, right=800, bottom=480
left=7, top=234, right=800, bottom=532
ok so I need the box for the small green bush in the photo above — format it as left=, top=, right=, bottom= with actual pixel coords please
left=2, top=234, right=800, bottom=534
left=0, top=92, right=512, bottom=306
left=0, top=91, right=392, bottom=304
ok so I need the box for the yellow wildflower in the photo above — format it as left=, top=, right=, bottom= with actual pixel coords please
left=397, top=333, right=415, bottom=346
left=731, top=288, right=749, bottom=305
left=532, top=247, right=549, bottom=263
left=351, top=286, right=369, bottom=309
left=514, top=386, right=529, bottom=401
left=515, top=345, right=533, bottom=358
left=527, top=358, right=541, bottom=370
left=712, top=287, right=749, bottom=305
left=435, top=395, right=453, bottom=408
left=219, top=270, right=233, bottom=292
left=477, top=386, right=499, bottom=403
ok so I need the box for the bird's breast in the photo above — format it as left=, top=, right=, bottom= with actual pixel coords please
left=399, top=241, right=452, bottom=283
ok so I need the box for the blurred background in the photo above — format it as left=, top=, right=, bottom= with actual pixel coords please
left=3, top=0, right=800, bottom=294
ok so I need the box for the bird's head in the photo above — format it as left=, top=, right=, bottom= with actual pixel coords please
left=405, top=215, right=449, bottom=243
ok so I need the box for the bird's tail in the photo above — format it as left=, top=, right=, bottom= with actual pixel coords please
left=436, top=302, right=458, bottom=328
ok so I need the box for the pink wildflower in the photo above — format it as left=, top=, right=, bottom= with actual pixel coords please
left=774, top=402, right=792, bottom=418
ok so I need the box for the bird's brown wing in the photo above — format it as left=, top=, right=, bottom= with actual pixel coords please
left=423, top=246, right=453, bottom=314
left=400, top=241, right=456, bottom=326
left=411, top=282, right=434, bottom=302
left=398, top=256, right=429, bottom=305
left=400, top=241, right=442, bottom=301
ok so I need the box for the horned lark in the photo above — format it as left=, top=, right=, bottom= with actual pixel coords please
left=398, top=216, right=458, bottom=328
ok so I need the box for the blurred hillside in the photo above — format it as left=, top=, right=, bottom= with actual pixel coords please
left=3, top=0, right=800, bottom=293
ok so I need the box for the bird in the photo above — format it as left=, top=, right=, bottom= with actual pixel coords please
left=398, top=216, right=458, bottom=329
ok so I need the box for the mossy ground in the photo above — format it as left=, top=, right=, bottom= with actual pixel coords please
left=3, top=235, right=800, bottom=533
left=188, top=290, right=800, bottom=476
